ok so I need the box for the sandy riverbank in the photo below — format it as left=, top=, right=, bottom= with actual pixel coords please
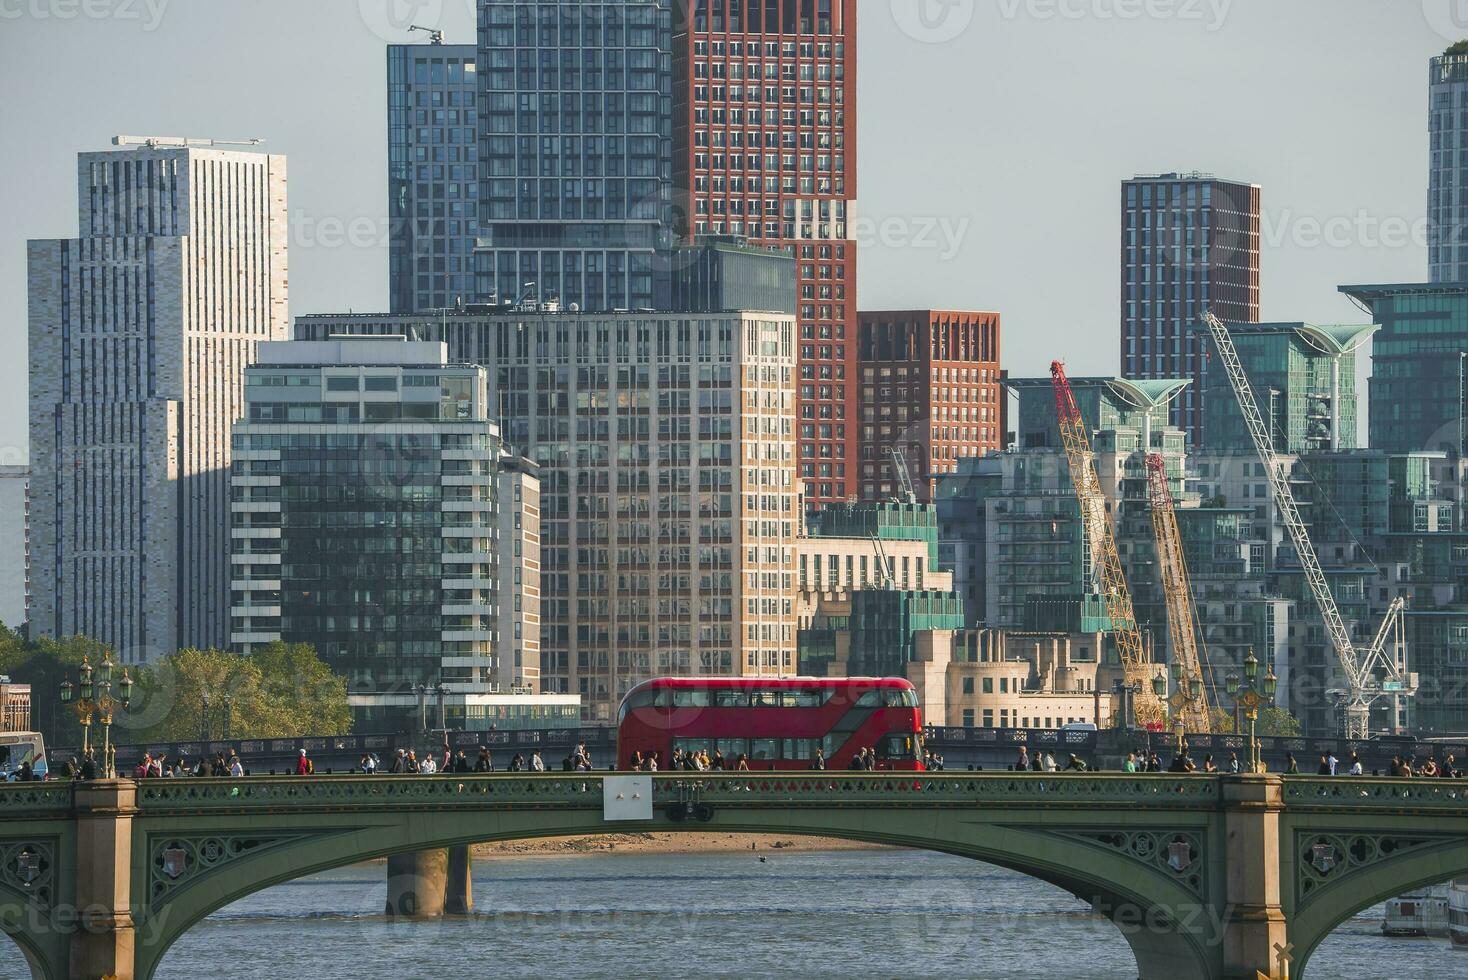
left=470, top=833, right=895, bottom=859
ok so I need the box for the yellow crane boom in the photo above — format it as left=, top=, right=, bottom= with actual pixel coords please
left=1145, top=452, right=1212, bottom=734
left=1049, top=362, right=1161, bottom=726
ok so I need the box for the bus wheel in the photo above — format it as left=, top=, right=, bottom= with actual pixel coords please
left=665, top=802, right=690, bottom=822
left=693, top=803, right=715, bottom=823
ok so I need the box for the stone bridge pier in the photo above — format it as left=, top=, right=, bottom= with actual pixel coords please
left=2, top=772, right=1466, bottom=980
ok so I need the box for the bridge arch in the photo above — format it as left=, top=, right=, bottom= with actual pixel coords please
left=1288, top=833, right=1468, bottom=976
left=133, top=777, right=1222, bottom=980
left=0, top=915, right=55, bottom=980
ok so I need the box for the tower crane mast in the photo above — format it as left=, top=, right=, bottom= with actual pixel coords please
left=1145, top=452, right=1212, bottom=734
left=1200, top=311, right=1414, bottom=737
left=1049, top=362, right=1160, bottom=725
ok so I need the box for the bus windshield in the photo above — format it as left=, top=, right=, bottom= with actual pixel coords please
left=0, top=736, right=47, bottom=780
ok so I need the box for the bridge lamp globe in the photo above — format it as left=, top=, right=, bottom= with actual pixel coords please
left=79, top=657, right=94, bottom=703
left=59, top=678, right=74, bottom=705
left=1224, top=673, right=1240, bottom=698
left=1262, top=669, right=1278, bottom=702
left=1244, top=651, right=1260, bottom=685
left=119, top=669, right=133, bottom=708
left=1151, top=672, right=1167, bottom=698
left=98, top=654, right=115, bottom=687
left=1170, top=660, right=1182, bottom=682
left=1188, top=677, right=1203, bottom=702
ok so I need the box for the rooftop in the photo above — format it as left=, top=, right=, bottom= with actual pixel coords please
left=1126, top=172, right=1259, bottom=189
left=1191, top=320, right=1378, bottom=354
left=1007, top=376, right=1190, bottom=410
left=255, top=338, right=451, bottom=368
left=1339, top=281, right=1468, bottom=300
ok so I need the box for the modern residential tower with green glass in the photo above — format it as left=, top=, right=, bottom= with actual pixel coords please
left=229, top=337, right=577, bottom=732
left=1341, top=282, right=1468, bottom=455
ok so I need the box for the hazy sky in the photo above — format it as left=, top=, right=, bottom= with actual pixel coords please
left=0, top=0, right=1453, bottom=459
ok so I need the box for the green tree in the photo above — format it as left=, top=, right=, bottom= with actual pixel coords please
left=123, top=643, right=351, bottom=742
left=122, top=647, right=265, bottom=743
left=251, top=641, right=352, bottom=738
left=1208, top=706, right=1302, bottom=737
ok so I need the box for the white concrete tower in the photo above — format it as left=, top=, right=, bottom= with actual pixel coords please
left=27, top=144, right=289, bottom=662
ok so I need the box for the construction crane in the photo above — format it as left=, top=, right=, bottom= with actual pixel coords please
left=1145, top=452, right=1212, bottom=735
left=889, top=446, right=917, bottom=504
left=408, top=24, right=445, bottom=44
left=1049, top=362, right=1160, bottom=725
left=113, top=136, right=264, bottom=149
left=1201, top=311, right=1415, bottom=737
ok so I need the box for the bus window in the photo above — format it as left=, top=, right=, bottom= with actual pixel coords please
left=672, top=689, right=711, bottom=708
left=673, top=738, right=715, bottom=756
left=654, top=688, right=674, bottom=708
left=751, top=691, right=783, bottom=707
left=618, top=688, right=660, bottom=723
left=716, top=738, right=746, bottom=758
left=791, top=690, right=826, bottom=708
left=855, top=691, right=882, bottom=707
left=883, top=691, right=903, bottom=707
left=781, top=738, right=814, bottom=760
left=714, top=690, right=751, bottom=708
left=902, top=690, right=919, bottom=708
left=750, top=738, right=777, bottom=760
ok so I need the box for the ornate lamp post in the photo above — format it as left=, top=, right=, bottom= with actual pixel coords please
left=58, top=653, right=132, bottom=778
left=1224, top=650, right=1278, bottom=774
left=1152, top=666, right=1205, bottom=756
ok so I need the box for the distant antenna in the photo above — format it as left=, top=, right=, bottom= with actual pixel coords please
left=113, top=135, right=265, bottom=149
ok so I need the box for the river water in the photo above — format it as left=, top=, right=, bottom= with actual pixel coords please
left=2, top=849, right=1460, bottom=978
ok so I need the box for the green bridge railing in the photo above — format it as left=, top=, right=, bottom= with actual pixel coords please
left=5, top=773, right=1467, bottom=819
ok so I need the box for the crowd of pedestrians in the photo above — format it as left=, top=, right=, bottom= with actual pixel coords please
left=30, top=739, right=1468, bottom=782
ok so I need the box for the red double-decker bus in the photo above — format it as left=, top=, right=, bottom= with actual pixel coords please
left=616, top=677, right=924, bottom=771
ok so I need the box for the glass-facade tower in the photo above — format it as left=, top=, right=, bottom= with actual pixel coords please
left=475, top=0, right=674, bottom=312
left=228, top=338, right=576, bottom=731
left=1430, top=48, right=1468, bottom=283
left=388, top=42, right=480, bottom=313
left=1341, top=281, right=1468, bottom=454
left=1197, top=322, right=1376, bottom=454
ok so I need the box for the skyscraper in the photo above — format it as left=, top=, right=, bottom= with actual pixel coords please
left=1430, top=45, right=1468, bottom=284
left=474, top=0, right=673, bottom=312
left=0, top=466, right=29, bottom=629
left=674, top=0, right=859, bottom=507
left=28, top=144, right=288, bottom=662
left=1120, top=173, right=1260, bottom=447
left=388, top=40, right=480, bottom=313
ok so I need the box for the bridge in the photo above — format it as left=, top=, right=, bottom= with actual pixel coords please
left=1, top=773, right=1466, bottom=979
